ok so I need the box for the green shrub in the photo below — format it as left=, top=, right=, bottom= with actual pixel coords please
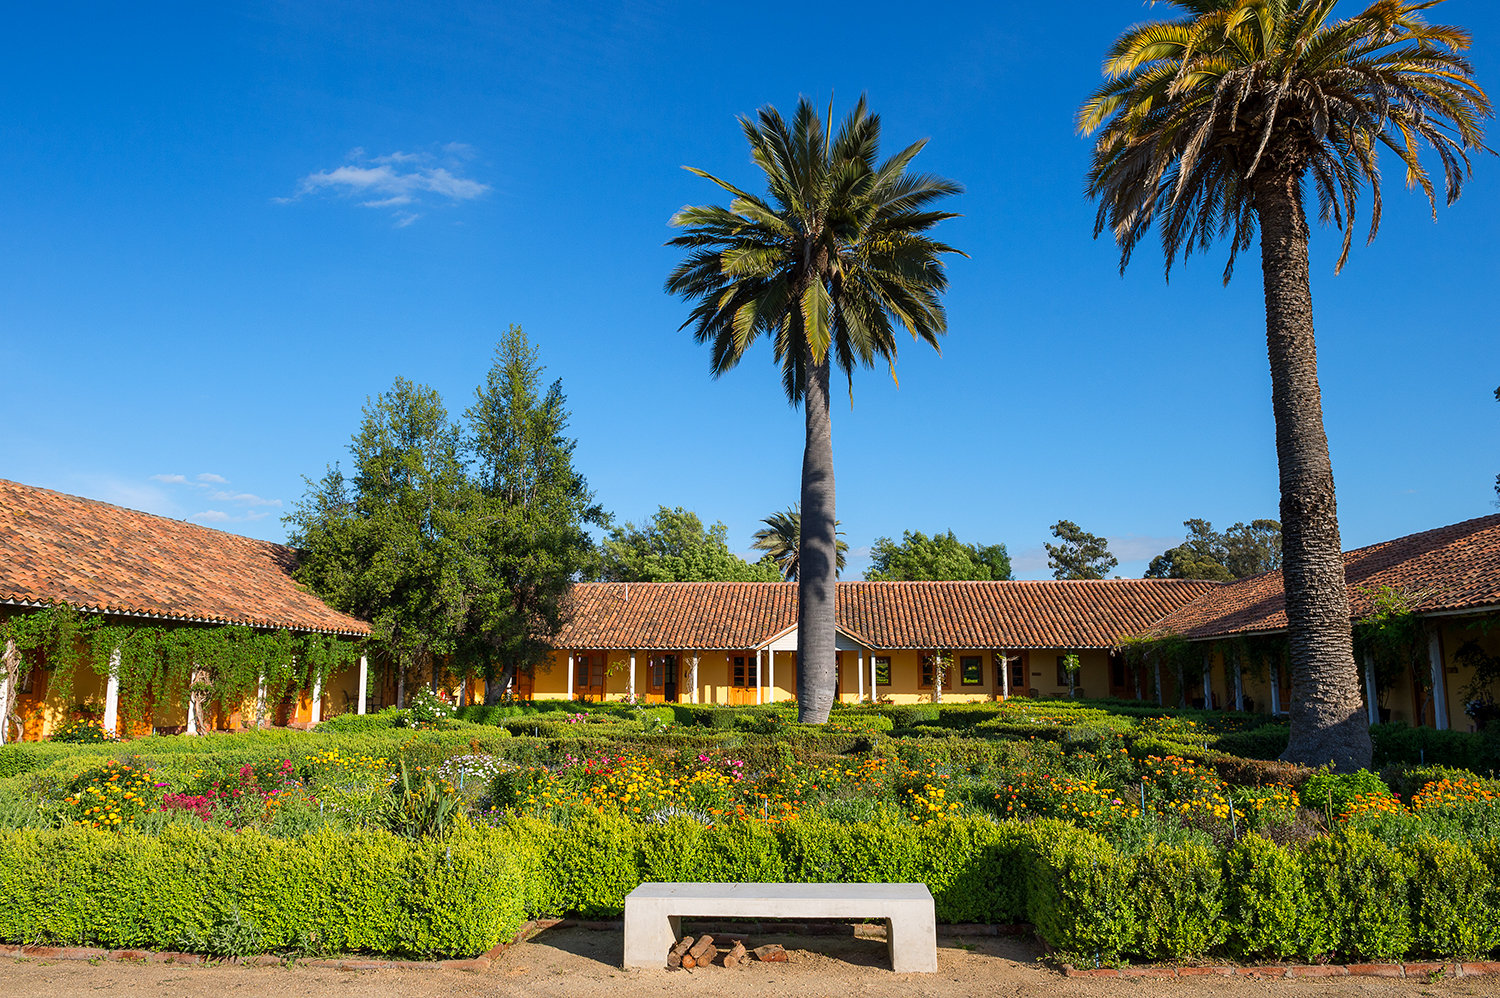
left=1371, top=724, right=1500, bottom=771
left=1301, top=769, right=1390, bottom=818
left=0, top=744, right=52, bottom=779
left=1024, top=820, right=1136, bottom=962
left=1213, top=725, right=1289, bottom=760
left=0, top=823, right=528, bottom=957
left=1223, top=834, right=1312, bottom=961
left=308, top=709, right=409, bottom=732
left=1406, top=836, right=1500, bottom=959
left=883, top=705, right=940, bottom=729
left=1131, top=842, right=1226, bottom=959
left=1300, top=830, right=1413, bottom=960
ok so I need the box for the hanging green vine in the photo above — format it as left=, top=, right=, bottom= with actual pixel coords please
left=0, top=603, right=362, bottom=729
left=1351, top=585, right=1435, bottom=702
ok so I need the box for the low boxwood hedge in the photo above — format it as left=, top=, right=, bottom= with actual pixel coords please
left=2, top=815, right=1497, bottom=964
left=0, top=823, right=533, bottom=958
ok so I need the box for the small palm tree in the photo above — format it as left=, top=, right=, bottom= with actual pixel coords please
left=751, top=506, right=848, bottom=581
left=668, top=96, right=963, bottom=723
left=1082, top=0, right=1489, bottom=769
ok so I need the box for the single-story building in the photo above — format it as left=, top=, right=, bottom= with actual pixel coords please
left=1155, top=513, right=1500, bottom=731
left=537, top=578, right=1219, bottom=705
left=0, top=479, right=369, bottom=741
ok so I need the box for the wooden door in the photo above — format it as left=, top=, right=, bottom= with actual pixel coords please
left=730, top=654, right=759, bottom=705
left=574, top=654, right=605, bottom=701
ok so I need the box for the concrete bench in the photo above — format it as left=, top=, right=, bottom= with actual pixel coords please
left=622, top=882, right=937, bottom=973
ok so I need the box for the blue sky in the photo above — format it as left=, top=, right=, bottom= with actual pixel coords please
left=2, top=1, right=1496, bottom=580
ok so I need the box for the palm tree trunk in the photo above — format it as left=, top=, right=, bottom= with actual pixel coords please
left=1253, top=168, right=1372, bottom=771
left=796, top=343, right=838, bottom=723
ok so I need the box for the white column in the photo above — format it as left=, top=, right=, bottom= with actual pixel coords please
left=1203, top=654, right=1214, bottom=709
left=0, top=643, right=10, bottom=746
left=1362, top=652, right=1379, bottom=726
left=0, top=637, right=15, bottom=745
left=756, top=649, right=764, bottom=705
left=1231, top=649, right=1244, bottom=712
left=857, top=649, right=865, bottom=703
left=1153, top=655, right=1163, bottom=706
left=690, top=656, right=699, bottom=704
left=566, top=652, right=575, bottom=699
left=1270, top=663, right=1282, bottom=715
left=104, top=647, right=121, bottom=735
left=357, top=654, right=368, bottom=715
left=1000, top=653, right=1010, bottom=699
left=767, top=649, right=776, bottom=704
left=1428, top=630, right=1449, bottom=731
left=255, top=673, right=267, bottom=728
left=629, top=651, right=637, bottom=701
left=309, top=673, right=322, bottom=725
left=870, top=652, right=877, bottom=701
left=185, top=675, right=199, bottom=736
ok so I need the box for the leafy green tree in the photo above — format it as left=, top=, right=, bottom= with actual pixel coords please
left=1081, top=0, right=1488, bottom=769
left=598, top=507, right=781, bottom=582
left=750, top=506, right=847, bottom=581
left=286, top=378, right=470, bottom=703
left=864, top=530, right=1012, bottom=581
left=1147, top=520, right=1234, bottom=582
left=667, top=96, right=963, bottom=723
left=1146, top=518, right=1282, bottom=582
left=462, top=326, right=606, bottom=703
left=1224, top=519, right=1283, bottom=579
left=1046, top=520, right=1117, bottom=580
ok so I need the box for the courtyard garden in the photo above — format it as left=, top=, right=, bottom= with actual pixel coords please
left=3, top=698, right=1500, bottom=968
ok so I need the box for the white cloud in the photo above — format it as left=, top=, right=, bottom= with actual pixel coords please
left=207, top=490, right=281, bottom=507
left=192, top=509, right=271, bottom=524
left=280, top=146, right=490, bottom=226
left=150, top=472, right=281, bottom=519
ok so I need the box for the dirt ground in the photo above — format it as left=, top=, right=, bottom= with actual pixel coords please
left=2, top=924, right=1493, bottom=998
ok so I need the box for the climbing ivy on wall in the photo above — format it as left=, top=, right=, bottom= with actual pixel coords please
left=0, top=603, right=361, bottom=728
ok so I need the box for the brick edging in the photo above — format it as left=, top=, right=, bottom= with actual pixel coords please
left=0, top=919, right=558, bottom=973
left=1061, top=960, right=1500, bottom=979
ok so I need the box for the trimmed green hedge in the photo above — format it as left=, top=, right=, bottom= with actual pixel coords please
left=2, top=815, right=1498, bottom=964
left=0, top=823, right=533, bottom=958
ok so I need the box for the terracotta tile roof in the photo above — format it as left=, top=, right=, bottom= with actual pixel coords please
left=553, top=579, right=1221, bottom=651
left=0, top=479, right=369, bottom=635
left=1150, top=514, right=1500, bottom=640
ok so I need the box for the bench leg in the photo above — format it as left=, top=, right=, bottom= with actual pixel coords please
left=622, top=902, right=679, bottom=969
left=886, top=909, right=938, bottom=973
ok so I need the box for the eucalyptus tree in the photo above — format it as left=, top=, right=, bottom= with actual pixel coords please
left=751, top=506, right=848, bottom=581
left=1081, top=0, right=1489, bottom=768
left=667, top=96, right=964, bottom=723
left=1046, top=520, right=1118, bottom=580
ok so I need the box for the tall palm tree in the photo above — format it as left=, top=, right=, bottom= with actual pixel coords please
left=1082, top=0, right=1489, bottom=769
left=751, top=506, right=848, bottom=581
left=667, top=97, right=963, bottom=723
